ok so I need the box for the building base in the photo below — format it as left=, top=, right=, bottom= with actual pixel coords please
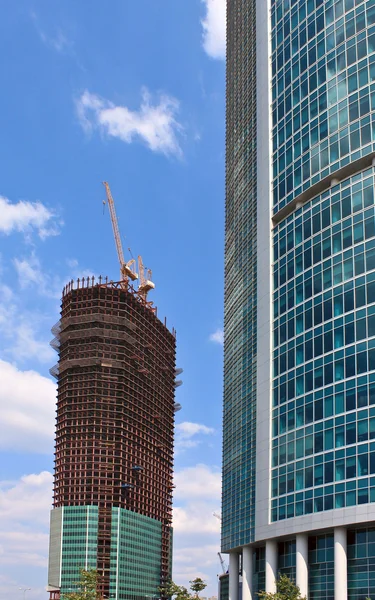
left=226, top=524, right=375, bottom=600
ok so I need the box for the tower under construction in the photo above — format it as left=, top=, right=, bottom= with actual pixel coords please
left=47, top=184, right=178, bottom=600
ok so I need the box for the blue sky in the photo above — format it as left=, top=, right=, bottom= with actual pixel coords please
left=0, top=1, right=226, bottom=597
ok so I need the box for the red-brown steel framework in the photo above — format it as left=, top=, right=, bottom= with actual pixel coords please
left=51, top=277, right=176, bottom=598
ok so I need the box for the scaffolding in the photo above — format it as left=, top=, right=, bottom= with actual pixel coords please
left=51, top=279, right=177, bottom=597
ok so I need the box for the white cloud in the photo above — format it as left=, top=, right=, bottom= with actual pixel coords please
left=0, top=291, right=55, bottom=364
left=14, top=254, right=44, bottom=289
left=31, top=11, right=72, bottom=55
left=2, top=252, right=95, bottom=363
left=0, top=471, right=52, bottom=584
left=42, top=30, right=71, bottom=54
left=172, top=464, right=222, bottom=594
left=209, top=328, right=224, bottom=345
left=9, top=323, right=56, bottom=363
left=66, top=258, right=79, bottom=269
left=174, top=464, right=221, bottom=500
left=173, top=464, right=221, bottom=536
left=173, top=504, right=221, bottom=535
left=0, top=195, right=59, bottom=239
left=0, top=360, right=55, bottom=453
left=0, top=282, right=13, bottom=303
left=76, top=88, right=183, bottom=157
left=0, top=472, right=53, bottom=526
left=176, top=422, right=214, bottom=437
left=13, top=253, right=62, bottom=299
left=201, top=0, right=226, bottom=60
left=175, top=421, right=215, bottom=453
left=13, top=253, right=96, bottom=300
left=173, top=544, right=222, bottom=584
left=0, top=573, right=47, bottom=600
left=0, top=532, right=49, bottom=567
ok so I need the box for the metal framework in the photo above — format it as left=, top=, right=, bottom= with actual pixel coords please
left=50, top=278, right=176, bottom=598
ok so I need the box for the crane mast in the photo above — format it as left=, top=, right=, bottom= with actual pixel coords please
left=103, top=181, right=138, bottom=286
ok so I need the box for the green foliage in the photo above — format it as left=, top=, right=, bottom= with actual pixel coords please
left=160, top=577, right=207, bottom=599
left=159, top=580, right=190, bottom=600
left=189, top=578, right=207, bottom=597
left=62, top=569, right=102, bottom=600
left=258, top=574, right=306, bottom=600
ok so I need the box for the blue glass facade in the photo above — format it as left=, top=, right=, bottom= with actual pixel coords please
left=224, top=0, right=375, bottom=597
left=272, top=0, right=375, bottom=214
left=308, top=534, right=335, bottom=600
left=347, top=527, right=375, bottom=599
left=253, top=547, right=265, bottom=596
left=272, top=168, right=375, bottom=521
left=270, top=0, right=375, bottom=524
left=278, top=539, right=296, bottom=581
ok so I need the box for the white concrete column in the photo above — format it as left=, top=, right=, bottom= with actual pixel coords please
left=265, top=540, right=277, bottom=594
left=229, top=552, right=239, bottom=600
left=296, top=534, right=308, bottom=599
left=242, top=546, right=253, bottom=600
left=334, top=527, right=347, bottom=600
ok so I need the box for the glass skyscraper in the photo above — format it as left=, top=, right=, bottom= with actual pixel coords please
left=223, top=1, right=375, bottom=599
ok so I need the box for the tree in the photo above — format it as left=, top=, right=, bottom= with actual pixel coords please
left=160, top=578, right=207, bottom=600
left=189, top=578, right=207, bottom=597
left=258, top=574, right=306, bottom=600
left=62, top=569, right=102, bottom=600
left=159, top=580, right=190, bottom=600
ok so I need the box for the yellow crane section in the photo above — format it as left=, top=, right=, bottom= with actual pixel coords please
left=103, top=181, right=138, bottom=286
left=138, top=255, right=155, bottom=300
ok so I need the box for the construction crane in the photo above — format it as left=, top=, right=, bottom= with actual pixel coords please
left=218, top=552, right=227, bottom=574
left=213, top=512, right=222, bottom=521
left=137, top=255, right=155, bottom=300
left=103, top=181, right=138, bottom=287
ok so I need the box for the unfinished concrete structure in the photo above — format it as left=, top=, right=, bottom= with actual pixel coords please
left=47, top=276, right=177, bottom=600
